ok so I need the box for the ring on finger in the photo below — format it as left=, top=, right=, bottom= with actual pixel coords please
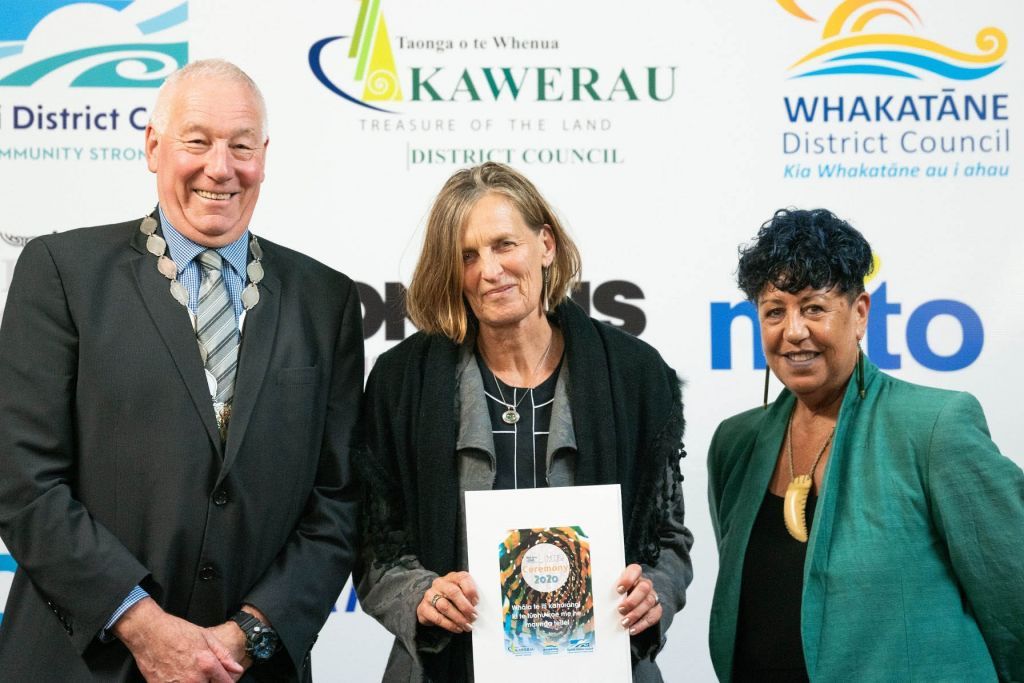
left=653, top=591, right=660, bottom=606
left=430, top=593, right=445, bottom=609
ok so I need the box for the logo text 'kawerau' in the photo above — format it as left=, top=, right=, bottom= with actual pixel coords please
left=408, top=66, right=677, bottom=102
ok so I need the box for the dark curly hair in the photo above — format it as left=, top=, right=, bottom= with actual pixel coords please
left=737, top=208, right=874, bottom=302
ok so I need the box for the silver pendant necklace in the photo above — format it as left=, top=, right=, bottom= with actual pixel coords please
left=492, top=379, right=530, bottom=425
left=485, top=331, right=555, bottom=425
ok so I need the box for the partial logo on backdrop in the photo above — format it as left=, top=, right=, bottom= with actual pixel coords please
left=777, top=0, right=1006, bottom=81
left=0, top=232, right=38, bottom=248
left=710, top=254, right=984, bottom=372
left=309, top=0, right=402, bottom=112
left=776, top=1, right=1011, bottom=181
left=307, top=0, right=678, bottom=169
left=0, top=1, right=188, bottom=88
left=0, top=2, right=186, bottom=165
left=0, top=553, right=16, bottom=623
left=359, top=280, right=646, bottom=343
left=310, top=0, right=675, bottom=112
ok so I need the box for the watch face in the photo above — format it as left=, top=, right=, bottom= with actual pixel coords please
left=250, top=630, right=279, bottom=660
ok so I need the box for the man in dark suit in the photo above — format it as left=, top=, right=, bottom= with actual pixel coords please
left=0, top=59, right=362, bottom=681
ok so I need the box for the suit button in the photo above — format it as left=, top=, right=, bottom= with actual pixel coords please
left=199, top=564, right=216, bottom=581
left=213, top=489, right=229, bottom=506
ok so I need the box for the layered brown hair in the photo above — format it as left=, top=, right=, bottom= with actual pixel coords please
left=407, top=162, right=582, bottom=343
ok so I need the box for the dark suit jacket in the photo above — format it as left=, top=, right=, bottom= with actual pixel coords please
left=0, top=215, right=363, bottom=681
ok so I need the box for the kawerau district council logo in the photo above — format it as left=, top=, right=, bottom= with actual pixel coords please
left=309, top=0, right=402, bottom=113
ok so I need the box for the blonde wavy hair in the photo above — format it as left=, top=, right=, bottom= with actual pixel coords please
left=407, top=162, right=582, bottom=343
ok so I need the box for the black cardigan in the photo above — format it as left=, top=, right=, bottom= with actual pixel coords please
left=357, top=299, right=685, bottom=680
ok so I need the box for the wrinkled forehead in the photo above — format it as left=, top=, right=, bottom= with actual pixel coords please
left=167, top=76, right=266, bottom=138
left=757, top=282, right=845, bottom=304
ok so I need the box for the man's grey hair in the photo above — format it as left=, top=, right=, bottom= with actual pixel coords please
left=149, top=58, right=268, bottom=140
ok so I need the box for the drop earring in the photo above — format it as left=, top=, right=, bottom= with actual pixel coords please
left=857, top=347, right=865, bottom=399
left=542, top=266, right=551, bottom=312
left=763, top=365, right=771, bottom=410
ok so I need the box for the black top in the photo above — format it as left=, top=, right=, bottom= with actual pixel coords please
left=476, top=354, right=561, bottom=490
left=733, top=489, right=817, bottom=682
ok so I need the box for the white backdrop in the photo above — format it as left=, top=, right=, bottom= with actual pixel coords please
left=1, top=1, right=1021, bottom=680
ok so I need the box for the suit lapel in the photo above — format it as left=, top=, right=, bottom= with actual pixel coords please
left=735, top=395, right=793, bottom=543
left=219, top=267, right=279, bottom=480
left=714, top=394, right=793, bottom=679
left=727, top=397, right=792, bottom=578
left=129, top=225, right=223, bottom=453
left=799, top=358, right=877, bottom=676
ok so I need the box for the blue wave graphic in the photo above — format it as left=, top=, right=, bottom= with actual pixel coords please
left=0, top=42, right=186, bottom=87
left=827, top=50, right=1004, bottom=80
left=73, top=56, right=175, bottom=86
left=1, top=0, right=131, bottom=41
left=308, top=36, right=397, bottom=114
left=0, top=45, right=25, bottom=59
left=794, top=64, right=918, bottom=79
left=795, top=49, right=1005, bottom=81
left=137, top=2, right=188, bottom=35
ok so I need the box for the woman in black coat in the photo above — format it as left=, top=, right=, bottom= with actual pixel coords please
left=356, top=162, right=693, bottom=682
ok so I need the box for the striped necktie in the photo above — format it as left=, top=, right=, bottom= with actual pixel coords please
left=196, top=250, right=239, bottom=406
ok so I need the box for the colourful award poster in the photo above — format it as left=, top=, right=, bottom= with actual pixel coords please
left=500, top=526, right=595, bottom=656
left=466, top=485, right=630, bottom=681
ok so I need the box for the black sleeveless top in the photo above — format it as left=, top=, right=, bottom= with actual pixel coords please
left=732, top=489, right=818, bottom=682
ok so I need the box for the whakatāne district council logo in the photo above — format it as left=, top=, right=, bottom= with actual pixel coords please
left=777, top=0, right=1007, bottom=80
left=309, top=0, right=402, bottom=113
left=0, top=0, right=187, bottom=88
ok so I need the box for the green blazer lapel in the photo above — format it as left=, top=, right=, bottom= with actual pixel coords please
left=738, top=394, right=794, bottom=536
left=800, top=356, right=880, bottom=676
left=219, top=267, right=280, bottom=481
left=129, top=226, right=223, bottom=454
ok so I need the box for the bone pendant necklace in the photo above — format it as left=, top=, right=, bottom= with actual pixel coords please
left=782, top=413, right=835, bottom=543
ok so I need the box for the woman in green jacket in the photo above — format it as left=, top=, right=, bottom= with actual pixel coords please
left=708, top=208, right=1023, bottom=682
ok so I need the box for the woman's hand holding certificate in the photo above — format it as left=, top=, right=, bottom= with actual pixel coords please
left=418, top=571, right=480, bottom=634
left=615, top=564, right=662, bottom=636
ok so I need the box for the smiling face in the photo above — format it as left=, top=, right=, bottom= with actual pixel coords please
left=145, top=76, right=267, bottom=247
left=460, top=192, right=555, bottom=333
left=758, top=285, right=870, bottom=408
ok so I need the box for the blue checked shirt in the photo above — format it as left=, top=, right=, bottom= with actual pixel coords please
left=100, top=206, right=252, bottom=639
left=159, top=206, right=251, bottom=322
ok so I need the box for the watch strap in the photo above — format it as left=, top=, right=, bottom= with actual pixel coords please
left=230, top=611, right=261, bottom=633
left=230, top=610, right=278, bottom=660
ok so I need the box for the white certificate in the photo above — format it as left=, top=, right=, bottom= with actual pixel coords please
left=465, top=484, right=631, bottom=682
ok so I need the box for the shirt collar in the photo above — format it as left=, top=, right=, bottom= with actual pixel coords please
left=158, top=206, right=251, bottom=280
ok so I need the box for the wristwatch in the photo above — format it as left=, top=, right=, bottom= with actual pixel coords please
left=230, top=611, right=279, bottom=661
